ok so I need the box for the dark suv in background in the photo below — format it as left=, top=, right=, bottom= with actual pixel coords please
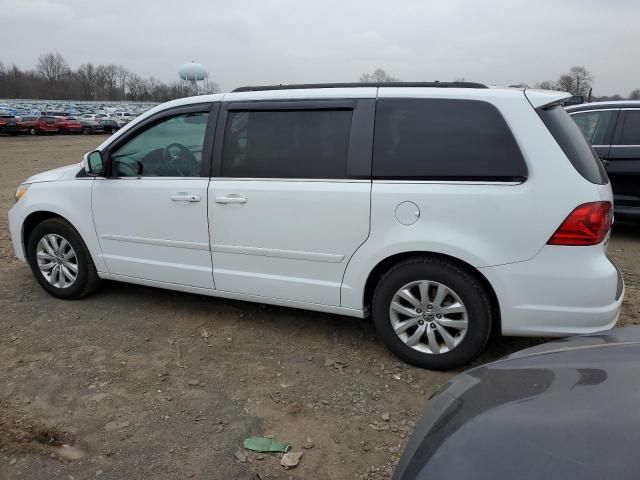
left=567, top=101, right=640, bottom=218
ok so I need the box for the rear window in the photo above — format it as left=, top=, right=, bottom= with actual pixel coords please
left=538, top=106, right=607, bottom=185
left=373, top=98, right=527, bottom=180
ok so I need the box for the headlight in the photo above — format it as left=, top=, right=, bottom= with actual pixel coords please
left=15, top=184, right=30, bottom=203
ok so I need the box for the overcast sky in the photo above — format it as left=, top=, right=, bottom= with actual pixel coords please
left=1, top=0, right=637, bottom=95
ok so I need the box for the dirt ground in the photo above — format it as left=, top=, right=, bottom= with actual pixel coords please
left=1, top=135, right=639, bottom=480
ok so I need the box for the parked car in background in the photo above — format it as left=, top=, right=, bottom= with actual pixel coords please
left=393, top=326, right=640, bottom=480
left=77, top=118, right=106, bottom=135
left=55, top=117, right=82, bottom=134
left=8, top=83, right=624, bottom=370
left=98, top=119, right=119, bottom=133
left=114, top=117, right=132, bottom=128
left=567, top=101, right=640, bottom=219
left=28, top=116, right=60, bottom=135
left=0, top=115, right=29, bottom=135
left=15, top=116, right=39, bottom=134
left=42, top=110, right=70, bottom=117
left=80, top=113, right=106, bottom=121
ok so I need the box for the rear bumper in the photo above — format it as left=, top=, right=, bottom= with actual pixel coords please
left=613, top=194, right=640, bottom=218
left=480, top=245, right=624, bottom=337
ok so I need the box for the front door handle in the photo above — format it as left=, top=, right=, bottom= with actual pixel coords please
left=215, top=196, right=247, bottom=204
left=170, top=193, right=201, bottom=202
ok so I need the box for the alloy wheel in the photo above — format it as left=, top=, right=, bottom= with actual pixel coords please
left=36, top=234, right=78, bottom=289
left=389, top=280, right=469, bottom=354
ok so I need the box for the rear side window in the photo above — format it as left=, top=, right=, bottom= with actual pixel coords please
left=616, top=110, right=640, bottom=145
left=373, top=98, right=527, bottom=180
left=221, top=109, right=352, bottom=179
left=538, top=106, right=607, bottom=185
left=571, top=110, right=614, bottom=145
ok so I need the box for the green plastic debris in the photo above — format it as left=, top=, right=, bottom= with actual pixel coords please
left=244, top=436, right=291, bottom=453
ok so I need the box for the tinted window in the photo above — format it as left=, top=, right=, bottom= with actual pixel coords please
left=572, top=110, right=614, bottom=144
left=372, top=98, right=526, bottom=180
left=617, top=110, right=640, bottom=145
left=111, top=112, right=208, bottom=177
left=221, top=109, right=352, bottom=179
left=538, top=106, right=607, bottom=185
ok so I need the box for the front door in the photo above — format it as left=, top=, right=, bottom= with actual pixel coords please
left=208, top=98, right=375, bottom=306
left=92, top=104, right=217, bottom=289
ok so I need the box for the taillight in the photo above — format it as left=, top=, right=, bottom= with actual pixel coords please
left=548, top=201, right=613, bottom=246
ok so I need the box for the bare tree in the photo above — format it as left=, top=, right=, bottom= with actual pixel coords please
left=535, top=80, right=557, bottom=90
left=629, top=89, right=640, bottom=100
left=126, top=73, right=150, bottom=100
left=76, top=63, right=98, bottom=99
left=96, top=64, right=119, bottom=98
left=360, top=68, right=400, bottom=83
left=116, top=65, right=130, bottom=100
left=556, top=66, right=593, bottom=97
left=37, top=52, right=69, bottom=83
left=0, top=52, right=219, bottom=102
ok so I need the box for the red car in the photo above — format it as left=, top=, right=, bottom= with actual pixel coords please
left=55, top=116, right=82, bottom=134
left=23, top=116, right=60, bottom=135
left=14, top=116, right=39, bottom=134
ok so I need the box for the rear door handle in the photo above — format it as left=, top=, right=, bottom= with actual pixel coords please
left=215, top=196, right=247, bottom=204
left=170, top=193, right=201, bottom=202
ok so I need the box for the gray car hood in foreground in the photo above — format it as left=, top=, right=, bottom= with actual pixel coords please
left=394, top=327, right=640, bottom=480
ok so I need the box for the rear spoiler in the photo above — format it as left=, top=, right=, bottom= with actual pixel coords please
left=524, top=89, right=572, bottom=109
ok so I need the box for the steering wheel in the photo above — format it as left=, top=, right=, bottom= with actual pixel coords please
left=162, top=143, right=199, bottom=176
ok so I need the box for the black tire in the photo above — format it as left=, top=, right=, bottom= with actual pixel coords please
left=82, top=127, right=90, bottom=135
left=29, top=127, right=37, bottom=135
left=372, top=256, right=493, bottom=370
left=26, top=218, right=101, bottom=299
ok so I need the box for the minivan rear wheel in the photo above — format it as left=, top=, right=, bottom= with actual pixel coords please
left=372, top=257, right=493, bottom=370
left=27, top=218, right=101, bottom=299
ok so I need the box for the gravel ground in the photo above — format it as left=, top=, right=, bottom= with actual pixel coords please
left=1, top=135, right=639, bottom=479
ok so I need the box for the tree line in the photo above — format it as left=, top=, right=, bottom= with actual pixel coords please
left=0, top=52, right=219, bottom=102
left=360, top=66, right=640, bottom=101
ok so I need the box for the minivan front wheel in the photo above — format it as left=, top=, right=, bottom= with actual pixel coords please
left=372, top=257, right=493, bottom=370
left=27, top=218, right=101, bottom=299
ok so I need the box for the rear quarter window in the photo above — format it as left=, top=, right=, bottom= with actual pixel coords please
left=538, top=106, right=607, bottom=185
left=372, top=98, right=527, bottom=180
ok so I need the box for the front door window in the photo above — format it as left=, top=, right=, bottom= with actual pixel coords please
left=111, top=112, right=208, bottom=177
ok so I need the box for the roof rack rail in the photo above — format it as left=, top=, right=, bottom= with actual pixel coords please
left=232, top=81, right=487, bottom=92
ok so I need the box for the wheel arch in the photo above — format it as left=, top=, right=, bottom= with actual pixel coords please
left=22, top=211, right=74, bottom=260
left=362, top=251, right=501, bottom=334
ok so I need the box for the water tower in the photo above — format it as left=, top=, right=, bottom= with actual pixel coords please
left=178, top=62, right=211, bottom=94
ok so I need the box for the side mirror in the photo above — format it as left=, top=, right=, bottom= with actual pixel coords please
left=84, top=150, right=105, bottom=176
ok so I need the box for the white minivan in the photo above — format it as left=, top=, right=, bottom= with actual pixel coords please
left=9, top=82, right=624, bottom=370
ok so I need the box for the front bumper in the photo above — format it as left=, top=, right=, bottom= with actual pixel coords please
left=480, top=245, right=624, bottom=337
left=8, top=202, right=26, bottom=262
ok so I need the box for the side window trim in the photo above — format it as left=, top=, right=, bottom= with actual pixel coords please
left=211, top=99, right=375, bottom=179
left=103, top=102, right=216, bottom=178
